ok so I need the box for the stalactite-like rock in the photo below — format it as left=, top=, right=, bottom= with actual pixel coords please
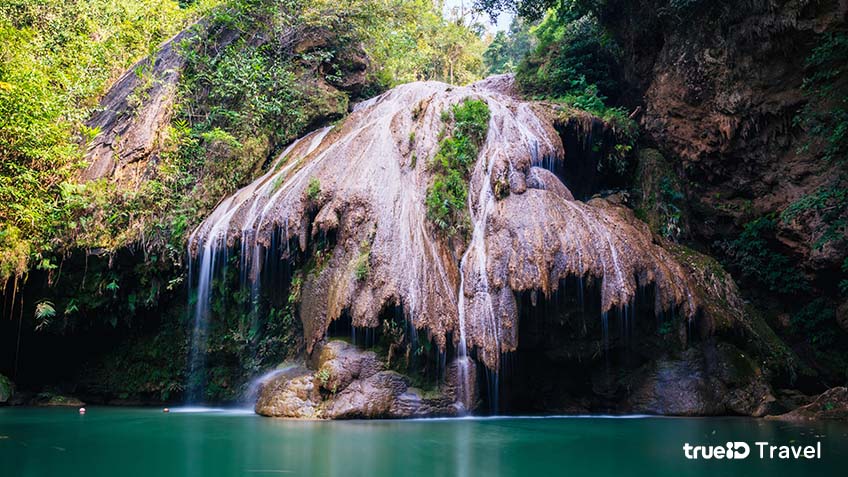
left=190, top=75, right=738, bottom=371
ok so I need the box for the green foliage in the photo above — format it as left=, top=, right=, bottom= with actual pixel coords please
left=657, top=177, right=684, bottom=241
left=795, top=32, right=848, bottom=166
left=516, top=11, right=622, bottom=104
left=307, top=177, right=321, bottom=202
left=316, top=367, right=331, bottom=386
left=354, top=240, right=371, bottom=281
left=788, top=297, right=848, bottom=378
left=0, top=0, right=217, bottom=283
left=85, top=319, right=188, bottom=402
left=425, top=99, right=490, bottom=236
left=790, top=298, right=836, bottom=347
left=33, top=300, right=55, bottom=331
left=483, top=18, right=535, bottom=74
left=0, top=0, right=489, bottom=286
left=780, top=185, right=848, bottom=250
left=784, top=32, right=848, bottom=254
left=721, top=217, right=809, bottom=296
left=367, top=0, right=486, bottom=86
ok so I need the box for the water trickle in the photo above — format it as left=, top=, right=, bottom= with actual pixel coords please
left=185, top=127, right=333, bottom=402
left=243, top=365, right=296, bottom=405
left=186, top=76, right=714, bottom=414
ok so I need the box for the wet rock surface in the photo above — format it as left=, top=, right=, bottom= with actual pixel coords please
left=256, top=341, right=468, bottom=419
left=769, top=387, right=848, bottom=421
left=626, top=343, right=775, bottom=416
left=191, top=75, right=749, bottom=373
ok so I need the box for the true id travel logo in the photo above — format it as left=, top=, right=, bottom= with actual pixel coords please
left=683, top=441, right=822, bottom=460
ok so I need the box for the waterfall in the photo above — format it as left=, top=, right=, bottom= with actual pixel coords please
left=453, top=96, right=559, bottom=412
left=185, top=127, right=332, bottom=403
left=185, top=76, right=704, bottom=413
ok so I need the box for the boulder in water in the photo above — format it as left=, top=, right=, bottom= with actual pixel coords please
left=254, top=366, right=323, bottom=419
left=256, top=340, right=470, bottom=419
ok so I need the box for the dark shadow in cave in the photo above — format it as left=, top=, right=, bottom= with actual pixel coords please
left=480, top=277, right=691, bottom=415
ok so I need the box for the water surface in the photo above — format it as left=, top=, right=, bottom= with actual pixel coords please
left=1, top=408, right=845, bottom=476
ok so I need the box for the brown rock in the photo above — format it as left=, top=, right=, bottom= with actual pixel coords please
left=769, top=387, right=848, bottom=421
left=254, top=367, right=322, bottom=418
left=315, top=341, right=382, bottom=393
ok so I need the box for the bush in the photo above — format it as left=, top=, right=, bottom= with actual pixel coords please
left=0, top=0, right=217, bottom=283
left=721, top=217, right=809, bottom=296
left=425, top=99, right=490, bottom=236
left=516, top=11, right=622, bottom=104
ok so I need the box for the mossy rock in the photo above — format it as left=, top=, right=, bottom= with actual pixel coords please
left=633, top=148, right=686, bottom=237
left=33, top=392, right=85, bottom=407
left=664, top=242, right=801, bottom=379
left=0, top=374, right=13, bottom=404
left=665, top=242, right=745, bottom=331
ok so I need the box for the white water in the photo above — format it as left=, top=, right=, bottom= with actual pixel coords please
left=453, top=95, right=561, bottom=410
left=185, top=77, right=702, bottom=414
left=185, top=128, right=332, bottom=403
left=242, top=365, right=297, bottom=405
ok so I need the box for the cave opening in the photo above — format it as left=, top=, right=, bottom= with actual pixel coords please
left=480, top=277, right=685, bottom=415
left=552, top=116, right=635, bottom=200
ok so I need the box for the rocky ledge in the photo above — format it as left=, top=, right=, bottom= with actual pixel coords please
left=768, top=387, right=848, bottom=421
left=255, top=341, right=473, bottom=419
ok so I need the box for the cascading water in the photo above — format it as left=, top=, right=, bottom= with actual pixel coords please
left=185, top=127, right=332, bottom=402
left=187, top=75, right=707, bottom=414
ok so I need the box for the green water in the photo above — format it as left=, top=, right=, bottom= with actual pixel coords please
left=1, top=408, right=846, bottom=476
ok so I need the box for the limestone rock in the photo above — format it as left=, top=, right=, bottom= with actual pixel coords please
left=255, top=366, right=322, bottom=418
left=191, top=76, right=738, bottom=372
left=769, top=387, right=848, bottom=421
left=315, top=341, right=383, bottom=393
left=325, top=371, right=410, bottom=419
left=256, top=340, right=469, bottom=419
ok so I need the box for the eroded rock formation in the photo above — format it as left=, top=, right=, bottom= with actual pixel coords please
left=190, top=75, right=756, bottom=392
left=255, top=341, right=471, bottom=418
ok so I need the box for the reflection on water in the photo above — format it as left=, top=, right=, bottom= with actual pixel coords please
left=1, top=408, right=846, bottom=477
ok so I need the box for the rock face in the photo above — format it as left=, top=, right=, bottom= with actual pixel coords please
left=626, top=343, right=777, bottom=416
left=191, top=75, right=746, bottom=376
left=82, top=27, right=193, bottom=184
left=255, top=341, right=469, bottom=418
left=770, top=387, right=848, bottom=421
left=0, top=374, right=13, bottom=404
left=82, top=22, right=371, bottom=188
left=599, top=0, right=848, bottom=272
